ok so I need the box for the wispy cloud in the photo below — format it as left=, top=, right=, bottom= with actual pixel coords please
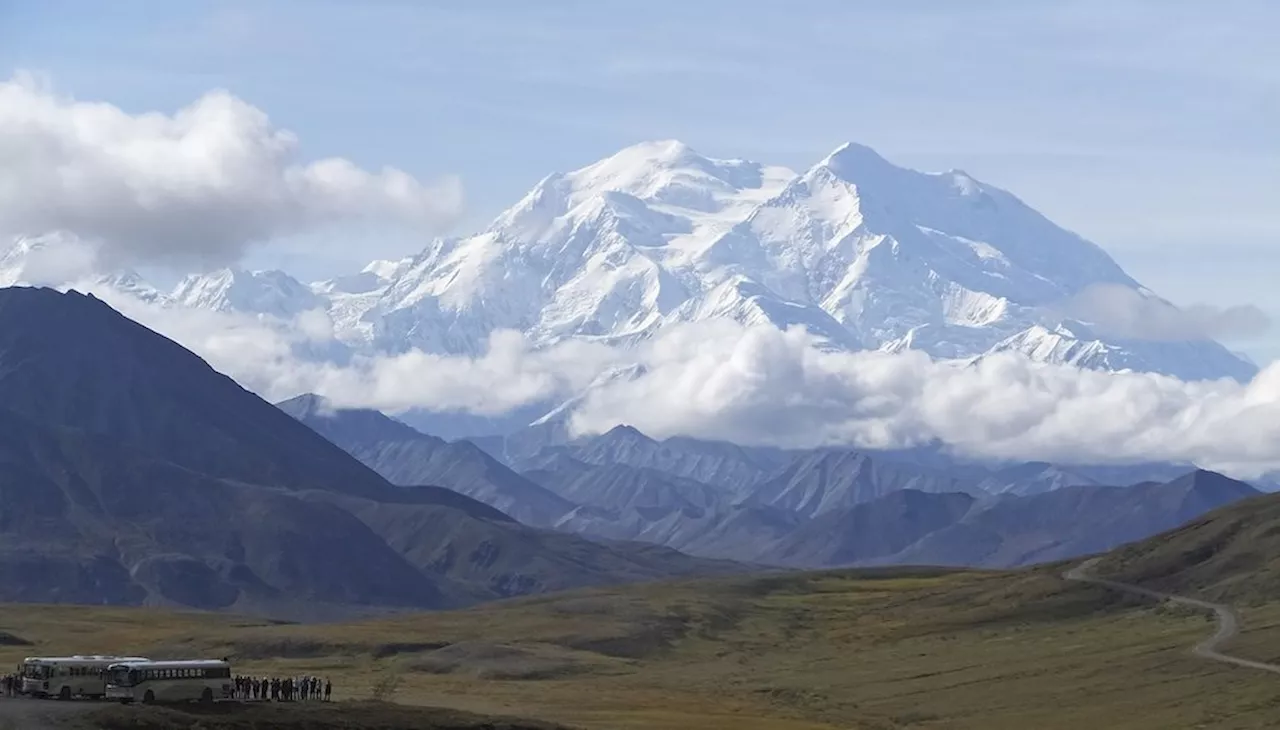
left=1055, top=284, right=1271, bottom=342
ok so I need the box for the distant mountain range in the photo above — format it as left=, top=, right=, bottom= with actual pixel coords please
left=281, top=395, right=1260, bottom=570
left=0, top=140, right=1257, bottom=448
left=0, top=287, right=736, bottom=619
left=0, top=285, right=1258, bottom=620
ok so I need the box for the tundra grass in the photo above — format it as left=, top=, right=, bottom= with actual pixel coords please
left=4, top=567, right=1280, bottom=729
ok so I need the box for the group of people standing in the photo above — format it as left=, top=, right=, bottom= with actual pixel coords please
left=233, top=674, right=331, bottom=702
left=0, top=674, right=19, bottom=696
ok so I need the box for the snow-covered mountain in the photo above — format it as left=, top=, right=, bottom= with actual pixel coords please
left=1, top=140, right=1257, bottom=384
left=170, top=267, right=326, bottom=318
left=979, top=321, right=1255, bottom=381
left=314, top=139, right=1255, bottom=380
left=0, top=233, right=168, bottom=303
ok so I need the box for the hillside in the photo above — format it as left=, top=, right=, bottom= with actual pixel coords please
left=3, top=563, right=1280, bottom=729
left=769, top=489, right=977, bottom=567
left=0, top=288, right=738, bottom=616
left=883, top=470, right=1260, bottom=568
left=0, top=287, right=395, bottom=501
left=0, top=405, right=459, bottom=614
left=1094, top=478, right=1280, bottom=603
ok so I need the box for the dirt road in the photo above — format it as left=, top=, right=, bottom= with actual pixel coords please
left=1065, top=558, right=1280, bottom=674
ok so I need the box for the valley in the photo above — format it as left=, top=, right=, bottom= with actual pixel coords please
left=4, top=560, right=1280, bottom=729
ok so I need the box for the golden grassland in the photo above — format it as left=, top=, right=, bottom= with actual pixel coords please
left=5, top=566, right=1280, bottom=730
left=1225, top=603, right=1280, bottom=666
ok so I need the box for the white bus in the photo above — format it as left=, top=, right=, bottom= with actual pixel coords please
left=19, top=655, right=150, bottom=699
left=105, top=659, right=234, bottom=704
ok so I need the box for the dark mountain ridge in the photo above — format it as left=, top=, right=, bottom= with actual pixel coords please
left=278, top=394, right=574, bottom=526
left=879, top=469, right=1260, bottom=568
left=0, top=288, right=396, bottom=501
left=0, top=287, right=737, bottom=617
left=529, top=424, right=784, bottom=492
left=749, top=448, right=977, bottom=517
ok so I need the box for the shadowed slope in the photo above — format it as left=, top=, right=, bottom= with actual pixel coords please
left=0, top=287, right=394, bottom=500
left=1094, top=472, right=1280, bottom=602
left=0, top=287, right=741, bottom=615
left=279, top=394, right=575, bottom=526
left=890, top=470, right=1259, bottom=568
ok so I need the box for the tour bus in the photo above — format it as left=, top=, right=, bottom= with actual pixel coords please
left=105, top=659, right=234, bottom=704
left=18, top=655, right=150, bottom=699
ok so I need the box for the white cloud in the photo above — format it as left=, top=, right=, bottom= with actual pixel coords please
left=1058, top=283, right=1271, bottom=342
left=566, top=323, right=1259, bottom=467
left=0, top=233, right=100, bottom=287
left=79, top=285, right=1280, bottom=479
left=0, top=72, right=463, bottom=268
left=294, top=308, right=336, bottom=342
left=87, top=284, right=620, bottom=417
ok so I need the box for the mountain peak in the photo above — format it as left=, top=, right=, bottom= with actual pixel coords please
left=276, top=392, right=336, bottom=419
left=603, top=424, right=651, bottom=441
left=604, top=139, right=700, bottom=167
left=565, top=139, right=781, bottom=210
left=1166, top=469, right=1260, bottom=498
left=171, top=266, right=322, bottom=317
left=817, top=141, right=897, bottom=180
left=277, top=395, right=438, bottom=448
left=362, top=257, right=413, bottom=280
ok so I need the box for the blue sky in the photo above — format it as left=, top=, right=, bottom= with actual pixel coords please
left=3, top=0, right=1278, bottom=359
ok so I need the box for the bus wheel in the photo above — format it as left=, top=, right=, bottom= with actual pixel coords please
left=142, top=690, right=155, bottom=704
left=200, top=688, right=213, bottom=704
left=58, top=686, right=71, bottom=701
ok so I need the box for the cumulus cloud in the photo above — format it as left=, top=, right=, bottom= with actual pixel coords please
left=76, top=284, right=1280, bottom=479
left=87, top=284, right=621, bottom=417
left=0, top=233, right=100, bottom=287
left=1058, top=283, right=1271, bottom=342
left=567, top=322, right=1273, bottom=472
left=0, top=72, right=463, bottom=268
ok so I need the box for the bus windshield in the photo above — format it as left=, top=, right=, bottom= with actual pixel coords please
left=22, top=663, right=49, bottom=679
left=106, top=667, right=138, bottom=687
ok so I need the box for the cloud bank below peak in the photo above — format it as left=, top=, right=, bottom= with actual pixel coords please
left=78, top=283, right=1280, bottom=480
left=0, top=72, right=464, bottom=269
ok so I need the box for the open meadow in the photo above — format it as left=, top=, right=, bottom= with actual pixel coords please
left=4, top=565, right=1280, bottom=729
